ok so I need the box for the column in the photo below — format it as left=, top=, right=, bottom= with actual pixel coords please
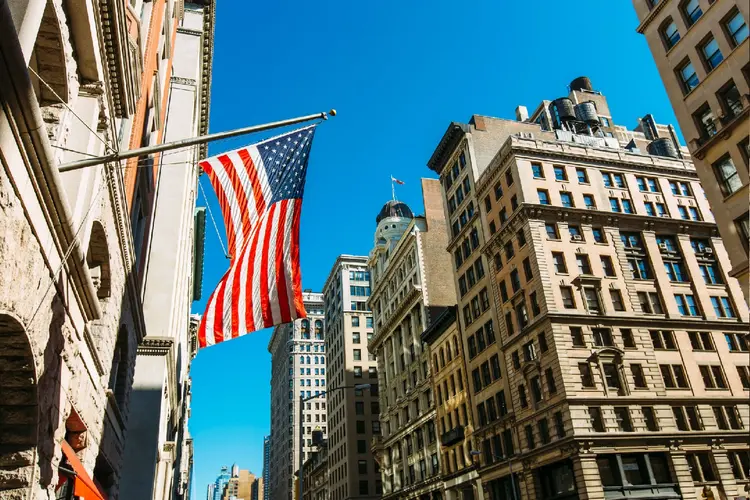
left=572, top=454, right=605, bottom=500
left=8, top=0, right=46, bottom=62
left=711, top=450, right=741, bottom=498
left=668, top=451, right=699, bottom=500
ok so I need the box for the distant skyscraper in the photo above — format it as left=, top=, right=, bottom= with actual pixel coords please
left=262, top=436, right=270, bottom=500
left=209, top=466, right=230, bottom=500
left=267, top=292, right=326, bottom=500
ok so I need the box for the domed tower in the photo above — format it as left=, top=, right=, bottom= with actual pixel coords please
left=370, top=200, right=414, bottom=285
left=374, top=200, right=414, bottom=247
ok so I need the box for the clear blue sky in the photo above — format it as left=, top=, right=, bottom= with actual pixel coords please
left=189, top=0, right=680, bottom=495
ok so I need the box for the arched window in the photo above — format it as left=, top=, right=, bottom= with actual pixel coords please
left=301, top=320, right=310, bottom=339
left=87, top=221, right=111, bottom=299
left=306, top=356, right=311, bottom=364
left=314, top=320, right=323, bottom=339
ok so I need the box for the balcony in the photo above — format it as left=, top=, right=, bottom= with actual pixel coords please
left=440, top=425, right=465, bottom=447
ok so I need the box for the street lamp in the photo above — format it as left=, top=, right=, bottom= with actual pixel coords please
left=298, top=383, right=371, bottom=500
left=469, top=450, right=519, bottom=500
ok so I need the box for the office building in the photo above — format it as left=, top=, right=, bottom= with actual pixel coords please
left=368, top=180, right=457, bottom=499
left=119, top=2, right=214, bottom=498
left=323, top=255, right=381, bottom=499
left=633, top=0, right=749, bottom=302
left=263, top=435, right=271, bottom=500
left=209, top=466, right=231, bottom=500
left=421, top=306, right=480, bottom=499
left=267, top=293, right=327, bottom=500
left=301, top=449, right=329, bottom=500
left=429, top=76, right=749, bottom=500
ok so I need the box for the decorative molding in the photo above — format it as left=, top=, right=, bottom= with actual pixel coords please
left=176, top=27, right=202, bottom=36
left=170, top=76, right=197, bottom=87
left=137, top=336, right=175, bottom=356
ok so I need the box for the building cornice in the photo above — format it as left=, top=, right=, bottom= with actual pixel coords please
left=198, top=0, right=215, bottom=159
left=426, top=122, right=470, bottom=175
left=137, top=336, right=175, bottom=355
left=475, top=135, right=698, bottom=200
left=369, top=285, right=422, bottom=350
left=635, top=1, right=668, bottom=34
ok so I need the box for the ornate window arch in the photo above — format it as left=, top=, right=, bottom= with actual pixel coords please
left=87, top=220, right=111, bottom=299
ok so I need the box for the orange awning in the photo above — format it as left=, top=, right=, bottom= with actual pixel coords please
left=60, top=441, right=108, bottom=500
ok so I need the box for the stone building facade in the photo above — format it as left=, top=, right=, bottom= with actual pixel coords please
left=633, top=0, right=750, bottom=303
left=0, top=0, right=150, bottom=498
left=301, top=449, right=328, bottom=500
left=429, top=77, right=750, bottom=500
left=421, top=306, right=480, bottom=500
left=322, top=255, right=381, bottom=500
left=118, top=1, right=214, bottom=498
left=267, top=293, right=326, bottom=500
left=368, top=179, right=457, bottom=499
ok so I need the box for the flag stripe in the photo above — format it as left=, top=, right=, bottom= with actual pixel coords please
left=259, top=203, right=276, bottom=328
left=275, top=199, right=291, bottom=324
left=237, top=148, right=267, bottom=221
left=200, top=160, right=237, bottom=258
left=218, top=153, right=252, bottom=248
left=289, top=200, right=306, bottom=318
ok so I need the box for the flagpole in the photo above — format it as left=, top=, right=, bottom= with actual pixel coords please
left=391, top=175, right=396, bottom=201
left=58, top=109, right=337, bottom=173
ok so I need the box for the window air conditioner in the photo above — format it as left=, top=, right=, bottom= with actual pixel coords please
left=571, top=235, right=583, bottom=241
left=703, top=247, right=713, bottom=254
left=658, top=243, right=668, bottom=251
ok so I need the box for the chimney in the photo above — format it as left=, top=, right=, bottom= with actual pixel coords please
left=515, top=106, right=529, bottom=122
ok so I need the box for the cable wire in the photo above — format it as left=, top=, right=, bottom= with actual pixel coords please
left=198, top=176, right=230, bottom=259
left=28, top=66, right=116, bottom=154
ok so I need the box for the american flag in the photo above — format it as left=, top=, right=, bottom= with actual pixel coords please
left=197, top=125, right=316, bottom=348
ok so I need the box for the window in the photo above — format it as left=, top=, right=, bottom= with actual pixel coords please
left=651, top=329, right=677, bottom=350
left=505, top=170, right=514, bottom=187
left=735, top=212, right=749, bottom=254
left=537, top=189, right=550, bottom=205
left=583, top=287, right=601, bottom=313
left=579, top=363, right=595, bottom=388
left=700, top=36, right=723, bottom=71
left=518, top=384, right=527, bottom=408
left=523, top=258, right=533, bottom=281
left=505, top=241, right=515, bottom=260
left=724, top=8, right=749, bottom=47
left=686, top=452, right=716, bottom=483
left=517, top=229, right=527, bottom=247
left=660, top=364, right=689, bottom=388
left=554, top=165, right=567, bottom=181
left=560, top=286, right=575, bottom=309
left=545, top=223, right=559, bottom=239
left=592, top=227, right=606, bottom=243
left=589, top=407, right=605, bottom=432
left=699, top=365, right=728, bottom=389
left=598, top=453, right=675, bottom=488
left=576, top=168, right=589, bottom=183
left=609, top=198, right=621, bottom=213
left=494, top=182, right=503, bottom=201
left=570, top=327, right=585, bottom=347
left=554, top=412, right=565, bottom=438
left=643, top=407, right=659, bottom=431
left=710, top=155, right=743, bottom=199
left=600, top=117, right=610, bottom=127
left=601, top=256, right=615, bottom=277
left=718, top=80, right=743, bottom=119
left=525, top=425, right=535, bottom=450
left=711, top=296, right=736, bottom=318
left=681, top=0, right=702, bottom=27
left=694, top=103, right=717, bottom=138
left=544, top=368, right=557, bottom=394
left=630, top=364, right=647, bottom=389
left=677, top=59, right=699, bottom=94
left=610, top=290, right=625, bottom=311
left=656, top=203, right=667, bottom=216
left=713, top=405, right=743, bottom=430
left=614, top=407, right=633, bottom=432
left=660, top=18, right=680, bottom=49
left=725, top=332, right=748, bottom=352
left=532, top=163, right=544, bottom=178
left=688, top=331, right=715, bottom=351
left=510, top=270, right=521, bottom=292
left=622, top=199, right=634, bottom=214
left=583, top=194, right=596, bottom=209
left=728, top=450, right=750, bottom=481
left=673, top=406, right=703, bottom=431
left=569, top=225, right=583, bottom=241
left=499, top=281, right=508, bottom=302
left=591, top=328, right=613, bottom=348
left=738, top=366, right=750, bottom=389
left=675, top=294, right=700, bottom=316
